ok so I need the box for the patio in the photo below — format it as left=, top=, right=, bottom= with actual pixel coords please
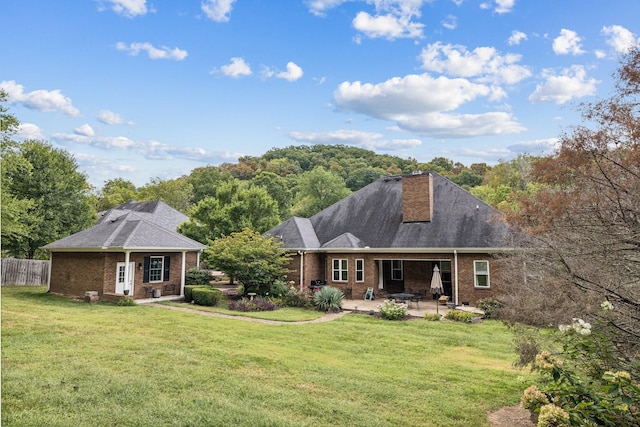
left=341, top=297, right=484, bottom=318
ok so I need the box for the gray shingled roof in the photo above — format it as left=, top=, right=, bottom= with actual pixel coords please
left=267, top=172, right=513, bottom=250
left=43, top=201, right=205, bottom=251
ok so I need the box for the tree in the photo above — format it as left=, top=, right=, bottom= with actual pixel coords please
left=95, top=178, right=138, bottom=211
left=1, top=91, right=35, bottom=249
left=250, top=171, right=292, bottom=219
left=206, top=229, right=292, bottom=293
left=498, top=47, right=640, bottom=375
left=179, top=185, right=280, bottom=243
left=345, top=166, right=386, bottom=191
left=292, top=166, right=351, bottom=217
left=187, top=166, right=235, bottom=204
left=2, top=140, right=96, bottom=258
left=137, top=176, right=193, bottom=213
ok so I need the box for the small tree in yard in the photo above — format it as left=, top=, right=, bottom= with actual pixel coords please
left=206, top=229, right=292, bottom=295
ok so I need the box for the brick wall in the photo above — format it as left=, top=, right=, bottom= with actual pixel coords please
left=49, top=250, right=201, bottom=299
left=284, top=250, right=504, bottom=306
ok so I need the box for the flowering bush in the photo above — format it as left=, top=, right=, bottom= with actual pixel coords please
left=521, top=302, right=640, bottom=427
left=378, top=300, right=407, bottom=320
left=281, top=285, right=313, bottom=308
left=228, top=297, right=277, bottom=312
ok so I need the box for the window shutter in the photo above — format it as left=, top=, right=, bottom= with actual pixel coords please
left=143, top=256, right=150, bottom=283
left=163, top=256, right=171, bottom=281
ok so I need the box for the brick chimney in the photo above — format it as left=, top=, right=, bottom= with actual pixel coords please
left=402, top=172, right=433, bottom=223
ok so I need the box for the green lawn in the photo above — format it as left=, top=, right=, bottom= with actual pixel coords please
left=1, top=287, right=531, bottom=427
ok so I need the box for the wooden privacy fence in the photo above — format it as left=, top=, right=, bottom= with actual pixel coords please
left=1, top=258, right=50, bottom=286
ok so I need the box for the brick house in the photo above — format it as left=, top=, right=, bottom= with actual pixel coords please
left=266, top=172, right=514, bottom=306
left=43, top=201, right=205, bottom=301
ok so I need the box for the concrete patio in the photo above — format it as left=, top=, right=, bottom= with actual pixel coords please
left=341, top=297, right=484, bottom=318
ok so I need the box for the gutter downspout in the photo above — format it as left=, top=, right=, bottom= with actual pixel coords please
left=454, top=249, right=459, bottom=306
left=47, top=252, right=52, bottom=292
left=298, top=251, right=305, bottom=290
left=180, top=251, right=187, bottom=297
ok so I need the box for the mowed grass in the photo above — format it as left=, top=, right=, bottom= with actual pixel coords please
left=1, top=287, right=531, bottom=427
left=160, top=300, right=327, bottom=322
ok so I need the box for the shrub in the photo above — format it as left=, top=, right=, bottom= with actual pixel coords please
left=192, top=288, right=221, bottom=306
left=184, top=285, right=210, bottom=303
left=444, top=310, right=475, bottom=323
left=228, top=297, right=277, bottom=312
left=477, top=297, right=504, bottom=319
left=424, top=313, right=441, bottom=321
left=282, top=285, right=313, bottom=308
left=117, top=297, right=136, bottom=306
left=269, top=280, right=290, bottom=298
left=378, top=300, right=407, bottom=320
left=185, top=268, right=211, bottom=286
left=521, top=303, right=640, bottom=427
left=313, top=286, right=343, bottom=312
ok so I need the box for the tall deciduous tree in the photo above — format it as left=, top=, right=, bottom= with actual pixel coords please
left=95, top=178, right=138, bottom=211
left=292, top=166, right=351, bottom=217
left=498, top=47, right=640, bottom=372
left=2, top=140, right=96, bottom=258
left=137, top=176, right=193, bottom=213
left=206, top=228, right=292, bottom=293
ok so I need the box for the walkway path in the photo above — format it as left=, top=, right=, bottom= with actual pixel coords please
left=146, top=302, right=348, bottom=325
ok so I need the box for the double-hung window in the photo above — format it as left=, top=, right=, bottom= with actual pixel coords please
left=332, top=259, right=348, bottom=282
left=149, top=256, right=164, bottom=282
left=355, top=259, right=364, bottom=282
left=474, top=260, right=490, bottom=288
left=391, top=260, right=403, bottom=280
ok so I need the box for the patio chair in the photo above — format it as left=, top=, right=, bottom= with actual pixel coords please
left=410, top=290, right=426, bottom=308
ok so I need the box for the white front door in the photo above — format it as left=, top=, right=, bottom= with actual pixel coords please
left=116, top=262, right=135, bottom=294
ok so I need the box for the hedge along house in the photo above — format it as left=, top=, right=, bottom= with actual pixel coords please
left=43, top=201, right=205, bottom=301
left=267, top=172, right=515, bottom=306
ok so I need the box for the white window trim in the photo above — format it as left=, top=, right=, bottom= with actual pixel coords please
left=149, top=256, right=164, bottom=283
left=332, top=259, right=348, bottom=282
left=391, top=260, right=403, bottom=280
left=473, top=260, right=490, bottom=288
left=355, top=259, right=364, bottom=283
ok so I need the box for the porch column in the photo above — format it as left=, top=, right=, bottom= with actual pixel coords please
left=47, top=252, right=53, bottom=292
left=378, top=261, right=383, bottom=289
left=124, top=250, right=132, bottom=294
left=180, top=251, right=187, bottom=297
left=454, top=250, right=459, bottom=305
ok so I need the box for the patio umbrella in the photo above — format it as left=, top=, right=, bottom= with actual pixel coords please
left=430, top=265, right=444, bottom=314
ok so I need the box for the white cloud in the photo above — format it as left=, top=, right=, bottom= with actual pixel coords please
left=480, top=0, right=514, bottom=14
left=98, top=110, right=134, bottom=125
left=101, top=0, right=148, bottom=18
left=74, top=124, right=95, bottom=137
left=552, top=29, right=585, bottom=55
left=441, top=15, right=457, bottom=30
left=508, top=30, right=527, bottom=46
left=288, top=129, right=421, bottom=151
left=16, top=123, right=44, bottom=140
left=201, top=0, right=236, bottom=22
left=115, top=42, right=188, bottom=60
left=508, top=138, right=559, bottom=155
left=528, top=65, right=598, bottom=105
left=0, top=80, right=80, bottom=116
left=218, top=57, right=252, bottom=77
left=418, top=42, right=531, bottom=85
left=494, top=0, right=515, bottom=14
left=51, top=132, right=239, bottom=163
left=333, top=73, right=525, bottom=137
left=306, top=0, right=349, bottom=16
left=352, top=11, right=424, bottom=39
left=276, top=62, right=304, bottom=81
left=602, top=25, right=638, bottom=53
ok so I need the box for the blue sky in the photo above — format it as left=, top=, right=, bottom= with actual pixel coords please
left=3, top=0, right=639, bottom=188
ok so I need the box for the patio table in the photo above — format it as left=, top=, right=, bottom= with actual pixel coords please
left=388, top=293, right=415, bottom=305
